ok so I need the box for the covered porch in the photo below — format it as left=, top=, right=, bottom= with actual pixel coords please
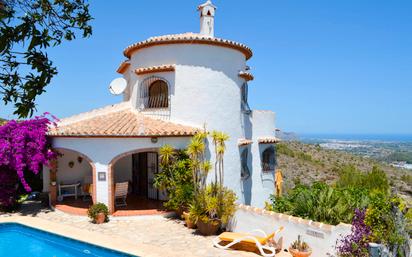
left=49, top=148, right=170, bottom=217
left=54, top=195, right=168, bottom=216
left=45, top=102, right=198, bottom=216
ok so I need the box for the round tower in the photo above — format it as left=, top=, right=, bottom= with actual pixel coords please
left=116, top=1, right=276, bottom=207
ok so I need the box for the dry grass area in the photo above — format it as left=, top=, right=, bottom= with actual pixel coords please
left=276, top=141, right=412, bottom=204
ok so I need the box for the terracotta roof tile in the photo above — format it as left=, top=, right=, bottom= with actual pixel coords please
left=239, top=71, right=254, bottom=81
left=48, top=103, right=198, bottom=137
left=135, top=65, right=175, bottom=75
left=123, top=33, right=252, bottom=60
left=238, top=138, right=253, bottom=146
left=257, top=137, right=281, bottom=144
left=116, top=60, right=130, bottom=74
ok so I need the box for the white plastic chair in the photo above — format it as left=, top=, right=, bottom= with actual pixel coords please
left=114, top=182, right=129, bottom=207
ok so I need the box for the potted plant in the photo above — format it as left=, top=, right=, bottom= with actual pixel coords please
left=87, top=203, right=109, bottom=224
left=289, top=235, right=312, bottom=257
left=185, top=131, right=236, bottom=236
left=189, top=184, right=236, bottom=236
left=154, top=146, right=194, bottom=219
left=182, top=211, right=196, bottom=229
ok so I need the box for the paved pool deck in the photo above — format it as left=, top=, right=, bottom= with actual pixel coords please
left=0, top=202, right=292, bottom=257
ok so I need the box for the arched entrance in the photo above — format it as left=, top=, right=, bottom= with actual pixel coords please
left=108, top=148, right=167, bottom=215
left=51, top=148, right=96, bottom=215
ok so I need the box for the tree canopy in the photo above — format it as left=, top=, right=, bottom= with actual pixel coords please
left=0, top=0, right=92, bottom=118
left=0, top=115, right=56, bottom=206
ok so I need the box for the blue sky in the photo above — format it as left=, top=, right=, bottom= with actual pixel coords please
left=1, top=0, right=411, bottom=134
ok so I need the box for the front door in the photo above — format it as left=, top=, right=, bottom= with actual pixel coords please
left=132, top=152, right=160, bottom=200
left=147, top=152, right=159, bottom=200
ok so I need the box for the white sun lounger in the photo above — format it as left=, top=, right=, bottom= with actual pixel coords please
left=213, top=227, right=284, bottom=257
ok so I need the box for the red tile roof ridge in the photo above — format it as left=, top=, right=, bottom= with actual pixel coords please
left=56, top=102, right=132, bottom=127
left=123, top=32, right=253, bottom=60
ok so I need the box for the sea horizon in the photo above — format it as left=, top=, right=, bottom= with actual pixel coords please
left=298, top=133, right=412, bottom=143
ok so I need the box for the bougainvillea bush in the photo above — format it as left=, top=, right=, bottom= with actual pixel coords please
left=0, top=115, right=56, bottom=208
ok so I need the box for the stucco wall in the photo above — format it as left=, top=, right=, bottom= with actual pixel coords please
left=249, top=110, right=277, bottom=207
left=45, top=137, right=190, bottom=206
left=228, top=205, right=352, bottom=257
left=120, top=43, right=278, bottom=208
left=113, top=155, right=132, bottom=183
left=55, top=149, right=93, bottom=185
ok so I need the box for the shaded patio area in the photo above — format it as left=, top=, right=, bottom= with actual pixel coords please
left=55, top=195, right=170, bottom=217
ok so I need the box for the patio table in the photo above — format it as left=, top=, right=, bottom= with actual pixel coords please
left=58, top=183, right=81, bottom=201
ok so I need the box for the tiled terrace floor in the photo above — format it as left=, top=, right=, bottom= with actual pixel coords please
left=1, top=201, right=291, bottom=257
left=55, top=195, right=170, bottom=216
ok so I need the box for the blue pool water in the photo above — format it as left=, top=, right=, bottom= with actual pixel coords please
left=0, top=223, right=137, bottom=257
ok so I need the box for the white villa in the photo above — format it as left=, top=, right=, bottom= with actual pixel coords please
left=43, top=0, right=280, bottom=214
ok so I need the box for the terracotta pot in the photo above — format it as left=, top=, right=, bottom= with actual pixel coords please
left=95, top=212, right=106, bottom=224
left=197, top=219, right=221, bottom=236
left=175, top=207, right=184, bottom=219
left=182, top=212, right=196, bottom=229
left=288, top=247, right=312, bottom=257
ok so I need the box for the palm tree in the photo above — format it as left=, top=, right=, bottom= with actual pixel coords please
left=211, top=131, right=229, bottom=187
left=187, top=131, right=208, bottom=194
left=211, top=131, right=220, bottom=184
left=159, top=144, right=175, bottom=166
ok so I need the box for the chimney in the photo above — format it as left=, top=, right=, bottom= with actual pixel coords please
left=197, top=0, right=217, bottom=37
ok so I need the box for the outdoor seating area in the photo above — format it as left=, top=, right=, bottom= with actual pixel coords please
left=55, top=195, right=168, bottom=216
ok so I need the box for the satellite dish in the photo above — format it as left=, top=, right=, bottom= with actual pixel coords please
left=109, top=78, right=127, bottom=95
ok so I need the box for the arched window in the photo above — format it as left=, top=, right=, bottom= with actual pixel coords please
left=241, top=83, right=251, bottom=114
left=140, top=76, right=169, bottom=109
left=240, top=148, right=250, bottom=180
left=148, top=80, right=168, bottom=108
left=261, top=146, right=276, bottom=172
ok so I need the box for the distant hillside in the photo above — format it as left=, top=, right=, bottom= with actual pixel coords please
left=0, top=118, right=6, bottom=125
left=276, top=141, right=412, bottom=204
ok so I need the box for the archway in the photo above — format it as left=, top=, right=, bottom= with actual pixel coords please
left=108, top=148, right=167, bottom=215
left=51, top=148, right=96, bottom=215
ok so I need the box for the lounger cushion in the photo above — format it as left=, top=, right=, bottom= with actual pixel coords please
left=218, top=232, right=273, bottom=245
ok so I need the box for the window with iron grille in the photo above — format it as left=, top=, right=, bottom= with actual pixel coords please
left=240, top=148, right=250, bottom=180
left=140, top=76, right=169, bottom=109
left=261, top=146, right=276, bottom=172
left=241, top=83, right=251, bottom=114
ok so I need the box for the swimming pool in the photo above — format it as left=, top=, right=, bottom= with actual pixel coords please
left=0, top=223, right=137, bottom=257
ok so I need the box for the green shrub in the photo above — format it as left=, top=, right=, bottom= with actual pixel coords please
left=154, top=147, right=194, bottom=211
left=189, top=184, right=237, bottom=225
left=405, top=208, right=412, bottom=236
left=268, top=182, right=369, bottom=225
left=267, top=164, right=410, bottom=254
left=276, top=143, right=295, bottom=157
left=365, top=192, right=409, bottom=254
left=297, top=151, right=313, bottom=162
left=87, top=203, right=109, bottom=223
left=336, top=165, right=389, bottom=193
left=401, top=174, right=412, bottom=184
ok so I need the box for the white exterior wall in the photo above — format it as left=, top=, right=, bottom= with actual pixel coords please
left=229, top=206, right=352, bottom=257
left=250, top=110, right=277, bottom=207
left=44, top=137, right=190, bottom=206
left=113, top=155, right=132, bottom=183
left=55, top=149, right=93, bottom=185
left=121, top=44, right=277, bottom=207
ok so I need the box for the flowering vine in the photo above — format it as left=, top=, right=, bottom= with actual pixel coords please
left=0, top=114, right=57, bottom=205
